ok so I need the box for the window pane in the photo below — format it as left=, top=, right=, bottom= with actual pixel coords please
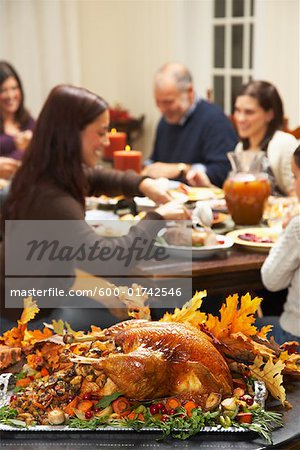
left=233, top=0, right=244, bottom=17
left=249, top=24, right=253, bottom=69
left=250, top=0, right=255, bottom=16
left=214, top=26, right=225, bottom=68
left=214, top=76, right=224, bottom=110
left=231, top=76, right=243, bottom=113
left=214, top=0, right=226, bottom=18
left=232, top=25, right=243, bottom=68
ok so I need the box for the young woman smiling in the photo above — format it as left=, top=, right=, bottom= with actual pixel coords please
left=1, top=84, right=189, bottom=332
left=233, top=80, right=298, bottom=196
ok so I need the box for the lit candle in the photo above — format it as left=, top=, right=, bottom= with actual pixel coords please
left=114, top=145, right=142, bottom=173
left=104, top=128, right=127, bottom=160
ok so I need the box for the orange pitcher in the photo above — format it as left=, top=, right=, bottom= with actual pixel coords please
left=223, top=152, right=271, bottom=225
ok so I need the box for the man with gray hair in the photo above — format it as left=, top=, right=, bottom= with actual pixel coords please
left=143, top=62, right=237, bottom=187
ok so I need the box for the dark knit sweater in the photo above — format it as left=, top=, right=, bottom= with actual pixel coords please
left=0, top=167, right=164, bottom=324
left=151, top=100, right=237, bottom=187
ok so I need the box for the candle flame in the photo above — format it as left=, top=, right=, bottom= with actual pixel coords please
left=111, top=128, right=117, bottom=134
left=125, top=145, right=131, bottom=152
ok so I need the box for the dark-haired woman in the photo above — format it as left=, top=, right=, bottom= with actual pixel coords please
left=0, top=61, right=35, bottom=160
left=1, top=84, right=189, bottom=332
left=233, top=80, right=298, bottom=196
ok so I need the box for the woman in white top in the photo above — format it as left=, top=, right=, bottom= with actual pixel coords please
left=187, top=81, right=298, bottom=195
left=259, top=145, right=300, bottom=345
left=233, top=80, right=298, bottom=196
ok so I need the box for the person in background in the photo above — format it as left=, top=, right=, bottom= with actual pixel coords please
left=259, top=145, right=300, bottom=345
left=231, top=80, right=297, bottom=196
left=142, top=62, right=237, bottom=188
left=1, top=84, right=189, bottom=332
left=188, top=81, right=298, bottom=195
left=0, top=61, right=35, bottom=160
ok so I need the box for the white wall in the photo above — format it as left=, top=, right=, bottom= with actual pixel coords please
left=76, top=0, right=213, bottom=157
left=0, top=0, right=81, bottom=117
left=254, top=0, right=300, bottom=128
left=1, top=0, right=299, bottom=155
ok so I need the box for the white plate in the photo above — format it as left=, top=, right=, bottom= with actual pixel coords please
left=85, top=210, right=118, bottom=221
left=226, top=227, right=279, bottom=253
left=155, top=233, right=233, bottom=260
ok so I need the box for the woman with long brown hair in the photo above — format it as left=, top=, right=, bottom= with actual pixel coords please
left=1, top=84, right=188, bottom=331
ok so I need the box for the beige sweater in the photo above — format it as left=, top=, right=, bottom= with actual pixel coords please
left=235, top=131, right=299, bottom=195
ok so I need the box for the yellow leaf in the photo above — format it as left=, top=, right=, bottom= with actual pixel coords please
left=19, top=297, right=39, bottom=325
left=160, top=291, right=207, bottom=327
left=257, top=324, right=273, bottom=340
left=231, top=293, right=262, bottom=336
left=205, top=293, right=264, bottom=339
left=279, top=351, right=290, bottom=362
left=250, top=355, right=286, bottom=404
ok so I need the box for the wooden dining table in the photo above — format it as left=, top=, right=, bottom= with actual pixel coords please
left=135, top=245, right=267, bottom=297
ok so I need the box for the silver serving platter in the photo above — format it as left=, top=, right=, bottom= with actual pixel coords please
left=0, top=373, right=265, bottom=433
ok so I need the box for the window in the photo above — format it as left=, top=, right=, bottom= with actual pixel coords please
left=212, top=0, right=255, bottom=114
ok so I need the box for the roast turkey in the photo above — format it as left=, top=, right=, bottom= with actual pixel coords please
left=93, top=321, right=232, bottom=403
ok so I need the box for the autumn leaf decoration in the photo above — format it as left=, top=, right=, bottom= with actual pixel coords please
left=250, top=355, right=286, bottom=405
left=0, top=297, right=41, bottom=347
left=205, top=293, right=272, bottom=339
left=160, top=290, right=207, bottom=327
left=19, top=297, right=39, bottom=325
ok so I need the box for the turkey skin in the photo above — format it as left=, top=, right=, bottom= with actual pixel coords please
left=94, top=321, right=232, bottom=403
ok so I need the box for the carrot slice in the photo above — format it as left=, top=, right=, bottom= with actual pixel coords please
left=112, top=397, right=131, bottom=417
left=64, top=396, right=79, bottom=416
left=15, top=378, right=31, bottom=388
left=166, top=397, right=181, bottom=411
left=184, top=400, right=198, bottom=417
left=77, top=400, right=94, bottom=413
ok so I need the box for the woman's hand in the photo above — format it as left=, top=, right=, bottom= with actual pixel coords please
left=155, top=201, right=191, bottom=221
left=139, top=177, right=172, bottom=204
left=14, top=130, right=33, bottom=151
left=0, top=157, right=20, bottom=179
left=186, top=169, right=212, bottom=187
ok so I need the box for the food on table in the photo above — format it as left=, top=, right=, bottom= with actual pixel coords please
left=92, top=321, right=232, bottom=402
left=0, top=292, right=299, bottom=443
left=238, top=233, right=274, bottom=244
left=161, top=227, right=218, bottom=247
left=171, top=184, right=224, bottom=202
left=119, top=212, right=146, bottom=221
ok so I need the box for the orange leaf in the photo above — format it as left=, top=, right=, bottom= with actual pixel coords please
left=19, top=297, right=39, bottom=325
left=257, top=324, right=273, bottom=340
left=22, top=327, right=53, bottom=346
left=0, top=326, right=24, bottom=347
left=206, top=294, right=239, bottom=338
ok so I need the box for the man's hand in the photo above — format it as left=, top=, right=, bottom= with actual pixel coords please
left=185, top=169, right=212, bottom=187
left=139, top=178, right=172, bottom=204
left=142, top=162, right=187, bottom=179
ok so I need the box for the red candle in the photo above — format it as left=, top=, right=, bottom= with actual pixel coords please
left=104, top=128, right=127, bottom=160
left=114, top=145, right=142, bottom=173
